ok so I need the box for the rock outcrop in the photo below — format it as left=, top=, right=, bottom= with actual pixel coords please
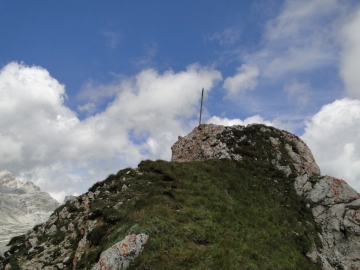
left=92, top=233, right=149, bottom=270
left=0, top=170, right=59, bottom=247
left=0, top=168, right=149, bottom=269
left=172, top=124, right=360, bottom=270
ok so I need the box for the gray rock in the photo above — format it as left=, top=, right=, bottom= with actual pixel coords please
left=46, top=224, right=57, bottom=235
left=28, top=237, right=38, bottom=247
left=307, top=176, right=358, bottom=205
left=59, top=207, right=69, bottom=220
left=294, top=174, right=312, bottom=196
left=114, top=201, right=124, bottom=210
left=92, top=233, right=149, bottom=270
left=269, top=137, right=280, bottom=148
left=68, top=223, right=75, bottom=232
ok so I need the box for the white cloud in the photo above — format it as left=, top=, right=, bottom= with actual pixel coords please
left=340, top=7, right=360, bottom=98
left=284, top=82, right=311, bottom=107
left=0, top=62, right=222, bottom=202
left=209, top=29, right=239, bottom=45
left=244, top=0, right=342, bottom=80
left=208, top=115, right=272, bottom=127
left=223, top=64, right=259, bottom=94
left=301, top=98, right=360, bottom=191
left=207, top=115, right=292, bottom=132
left=103, top=31, right=121, bottom=49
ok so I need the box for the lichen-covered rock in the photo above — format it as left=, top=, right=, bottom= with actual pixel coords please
left=171, top=124, right=228, bottom=162
left=92, top=233, right=149, bottom=270
left=282, top=132, right=320, bottom=176
left=171, top=124, right=320, bottom=178
left=308, top=176, right=358, bottom=205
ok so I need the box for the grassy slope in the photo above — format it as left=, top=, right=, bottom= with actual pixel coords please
left=80, top=158, right=321, bottom=270
left=3, top=125, right=323, bottom=269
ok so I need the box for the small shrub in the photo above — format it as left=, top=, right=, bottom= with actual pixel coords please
left=89, top=181, right=103, bottom=192
left=103, top=208, right=122, bottom=224
left=51, top=231, right=65, bottom=245
left=89, top=208, right=104, bottom=220
left=88, top=225, right=107, bottom=245
left=7, top=235, right=26, bottom=246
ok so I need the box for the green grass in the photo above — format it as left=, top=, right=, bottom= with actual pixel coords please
left=79, top=158, right=321, bottom=270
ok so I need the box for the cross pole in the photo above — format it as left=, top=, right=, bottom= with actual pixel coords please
left=199, top=88, right=204, bottom=126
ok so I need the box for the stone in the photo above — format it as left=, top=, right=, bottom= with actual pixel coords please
left=307, top=176, right=358, bottom=205
left=88, top=191, right=95, bottom=200
left=47, top=214, right=58, bottom=226
left=269, top=137, right=280, bottom=148
left=306, top=250, right=318, bottom=264
left=58, top=207, right=69, bottom=220
left=114, top=201, right=124, bottom=210
left=73, top=234, right=89, bottom=267
left=294, top=174, right=312, bottom=196
left=122, top=184, right=128, bottom=191
left=171, top=124, right=226, bottom=162
left=282, top=132, right=320, bottom=176
left=68, top=223, right=75, bottom=232
left=92, top=233, right=149, bottom=270
left=46, top=225, right=57, bottom=235
left=28, top=237, right=38, bottom=247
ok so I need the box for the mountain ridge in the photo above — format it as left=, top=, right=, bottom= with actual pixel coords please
left=1, top=123, right=359, bottom=270
left=0, top=170, right=59, bottom=250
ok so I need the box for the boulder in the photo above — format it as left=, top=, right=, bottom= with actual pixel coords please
left=92, top=233, right=149, bottom=270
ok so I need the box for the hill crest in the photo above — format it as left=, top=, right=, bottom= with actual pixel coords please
left=1, top=123, right=360, bottom=270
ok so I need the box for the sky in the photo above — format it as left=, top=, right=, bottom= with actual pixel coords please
left=1, top=0, right=360, bottom=202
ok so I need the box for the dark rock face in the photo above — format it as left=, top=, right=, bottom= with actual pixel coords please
left=172, top=124, right=360, bottom=270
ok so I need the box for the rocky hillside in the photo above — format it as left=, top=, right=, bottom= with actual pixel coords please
left=1, top=124, right=359, bottom=270
left=0, top=170, right=59, bottom=249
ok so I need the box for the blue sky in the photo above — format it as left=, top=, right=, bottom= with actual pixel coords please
left=1, top=0, right=360, bottom=201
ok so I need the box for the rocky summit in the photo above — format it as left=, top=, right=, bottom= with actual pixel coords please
left=1, top=124, right=360, bottom=270
left=0, top=171, right=59, bottom=251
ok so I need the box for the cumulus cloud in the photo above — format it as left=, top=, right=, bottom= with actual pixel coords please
left=301, top=98, right=360, bottom=191
left=340, top=7, right=360, bottom=98
left=0, top=62, right=222, bottom=202
left=223, top=64, right=259, bottom=95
